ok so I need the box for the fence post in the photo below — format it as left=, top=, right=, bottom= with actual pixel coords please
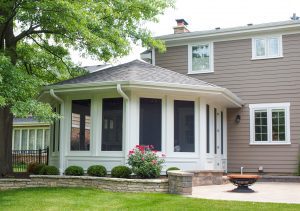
left=38, top=149, right=42, bottom=164
left=46, top=146, right=49, bottom=165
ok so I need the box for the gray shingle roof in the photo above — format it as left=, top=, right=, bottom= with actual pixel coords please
left=54, top=60, right=218, bottom=87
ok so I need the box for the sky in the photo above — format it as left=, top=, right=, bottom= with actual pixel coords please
left=71, top=0, right=300, bottom=67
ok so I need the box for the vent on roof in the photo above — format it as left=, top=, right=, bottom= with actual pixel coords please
left=215, top=27, right=221, bottom=30
left=247, top=23, right=253, bottom=26
left=291, top=13, right=299, bottom=20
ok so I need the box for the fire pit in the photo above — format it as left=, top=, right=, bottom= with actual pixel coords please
left=227, top=174, right=261, bottom=193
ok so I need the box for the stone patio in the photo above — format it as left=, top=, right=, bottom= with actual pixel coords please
left=191, top=182, right=300, bottom=204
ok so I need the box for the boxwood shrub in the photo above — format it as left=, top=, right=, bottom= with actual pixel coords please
left=166, top=167, right=180, bottom=176
left=65, top=166, right=84, bottom=176
left=87, top=165, right=107, bottom=177
left=111, top=165, right=132, bottom=178
left=40, top=165, right=59, bottom=175
left=31, top=164, right=47, bottom=175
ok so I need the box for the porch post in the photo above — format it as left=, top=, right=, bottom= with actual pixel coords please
left=59, top=102, right=65, bottom=175
left=199, top=98, right=207, bottom=169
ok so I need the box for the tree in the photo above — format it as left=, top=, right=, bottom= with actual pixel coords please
left=0, top=0, right=173, bottom=177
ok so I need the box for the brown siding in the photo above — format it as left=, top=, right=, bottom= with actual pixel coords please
left=156, top=34, right=300, bottom=174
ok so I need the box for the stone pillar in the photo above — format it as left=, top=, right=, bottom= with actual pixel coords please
left=168, top=171, right=194, bottom=195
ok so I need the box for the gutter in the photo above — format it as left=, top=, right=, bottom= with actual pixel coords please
left=117, top=84, right=129, bottom=101
left=50, top=89, right=63, bottom=103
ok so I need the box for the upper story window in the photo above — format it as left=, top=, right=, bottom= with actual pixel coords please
left=188, top=43, right=214, bottom=74
left=252, top=35, right=283, bottom=59
left=249, top=103, right=290, bottom=145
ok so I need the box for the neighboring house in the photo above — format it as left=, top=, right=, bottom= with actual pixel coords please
left=12, top=118, right=50, bottom=150
left=40, top=60, right=242, bottom=173
left=149, top=19, right=300, bottom=175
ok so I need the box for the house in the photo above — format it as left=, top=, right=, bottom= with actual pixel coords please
left=40, top=60, right=242, bottom=173
left=149, top=19, right=300, bottom=175
left=42, top=18, right=300, bottom=175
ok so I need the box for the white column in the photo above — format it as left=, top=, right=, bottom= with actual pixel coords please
left=59, top=100, right=66, bottom=175
left=199, top=98, right=207, bottom=169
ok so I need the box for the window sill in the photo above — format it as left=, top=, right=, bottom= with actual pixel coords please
left=188, top=70, right=214, bottom=74
left=249, top=142, right=291, bottom=145
left=251, top=56, right=283, bottom=60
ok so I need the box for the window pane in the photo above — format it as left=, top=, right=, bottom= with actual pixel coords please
left=44, top=129, right=50, bottom=148
left=254, top=110, right=268, bottom=141
left=192, top=44, right=210, bottom=71
left=21, top=130, right=28, bottom=150
left=102, top=98, right=123, bottom=151
left=174, top=100, right=195, bottom=152
left=272, top=109, right=285, bottom=141
left=71, top=99, right=91, bottom=151
left=139, top=98, right=162, bottom=151
left=255, top=39, right=266, bottom=56
left=36, top=129, right=43, bottom=149
left=29, top=129, right=36, bottom=150
left=13, top=130, right=21, bottom=150
left=268, top=38, right=279, bottom=56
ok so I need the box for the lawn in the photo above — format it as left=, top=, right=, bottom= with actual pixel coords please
left=0, top=187, right=299, bottom=211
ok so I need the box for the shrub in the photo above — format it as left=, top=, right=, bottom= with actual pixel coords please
left=127, top=145, right=165, bottom=178
left=32, top=164, right=46, bottom=175
left=65, top=166, right=84, bottom=176
left=27, top=163, right=39, bottom=174
left=166, top=167, right=180, bottom=176
left=40, top=165, right=59, bottom=175
left=111, top=166, right=132, bottom=178
left=87, top=165, right=107, bottom=177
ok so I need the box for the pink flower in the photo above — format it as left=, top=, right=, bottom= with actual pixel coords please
left=149, top=145, right=154, bottom=149
left=129, top=150, right=134, bottom=155
left=152, top=150, right=158, bottom=153
left=162, top=154, right=166, bottom=157
left=152, top=160, right=157, bottom=164
left=142, top=157, right=145, bottom=161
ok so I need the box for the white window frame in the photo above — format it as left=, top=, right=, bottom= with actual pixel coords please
left=188, top=42, right=214, bottom=74
left=252, top=35, right=283, bottom=60
left=249, top=103, right=290, bottom=145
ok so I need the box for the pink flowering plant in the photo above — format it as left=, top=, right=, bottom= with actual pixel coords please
left=127, top=145, right=165, bottom=178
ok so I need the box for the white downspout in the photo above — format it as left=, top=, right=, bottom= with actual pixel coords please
left=49, top=89, right=64, bottom=175
left=117, top=84, right=130, bottom=165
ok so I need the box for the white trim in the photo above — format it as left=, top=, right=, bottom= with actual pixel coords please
left=249, top=103, right=290, bottom=145
left=188, top=42, right=214, bottom=74
left=251, top=35, right=283, bottom=60
left=152, top=48, right=156, bottom=65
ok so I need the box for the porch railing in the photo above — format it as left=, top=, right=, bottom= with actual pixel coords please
left=12, top=147, right=49, bottom=173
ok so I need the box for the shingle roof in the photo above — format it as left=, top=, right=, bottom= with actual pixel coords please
left=54, top=60, right=218, bottom=87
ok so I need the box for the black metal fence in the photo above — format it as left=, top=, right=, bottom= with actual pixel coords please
left=12, top=147, right=49, bottom=173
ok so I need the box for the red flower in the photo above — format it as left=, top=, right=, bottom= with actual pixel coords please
left=142, top=157, right=145, bottom=161
left=152, top=160, right=157, bottom=164
left=149, top=145, right=154, bottom=149
left=129, top=150, right=134, bottom=155
left=152, top=150, right=158, bottom=153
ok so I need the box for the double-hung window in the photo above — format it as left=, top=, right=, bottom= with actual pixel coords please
left=188, top=43, right=213, bottom=74
left=249, top=103, right=290, bottom=144
left=252, top=36, right=282, bottom=59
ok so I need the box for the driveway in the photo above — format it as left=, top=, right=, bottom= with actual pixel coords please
left=191, top=182, right=300, bottom=204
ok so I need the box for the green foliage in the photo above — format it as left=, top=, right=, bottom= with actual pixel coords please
left=31, top=164, right=47, bottom=175
left=0, top=0, right=173, bottom=121
left=127, top=145, right=165, bottom=178
left=166, top=167, right=180, bottom=176
left=40, top=165, right=59, bottom=175
left=111, top=166, right=132, bottom=178
left=65, top=166, right=84, bottom=176
left=27, top=163, right=39, bottom=174
left=87, top=165, right=107, bottom=177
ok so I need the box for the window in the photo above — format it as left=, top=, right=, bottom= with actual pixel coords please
left=71, top=99, right=91, bottom=151
left=174, top=100, right=195, bottom=152
left=139, top=98, right=162, bottom=151
left=249, top=103, right=290, bottom=144
left=252, top=36, right=282, bottom=59
left=101, top=98, right=123, bottom=151
left=12, top=128, right=50, bottom=150
left=206, top=105, right=210, bottom=153
left=188, top=43, right=213, bottom=74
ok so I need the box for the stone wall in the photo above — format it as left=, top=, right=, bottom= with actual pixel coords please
left=187, top=170, right=225, bottom=186
left=0, top=176, right=169, bottom=193
left=168, top=171, right=193, bottom=195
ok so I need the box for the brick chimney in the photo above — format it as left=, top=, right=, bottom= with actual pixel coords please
left=173, top=19, right=189, bottom=34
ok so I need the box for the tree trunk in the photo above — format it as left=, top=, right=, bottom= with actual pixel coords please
left=0, top=107, right=13, bottom=178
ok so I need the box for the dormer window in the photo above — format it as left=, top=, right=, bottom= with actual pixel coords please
left=252, top=35, right=283, bottom=59
left=188, top=43, right=214, bottom=74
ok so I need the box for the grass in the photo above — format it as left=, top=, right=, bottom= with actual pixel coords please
left=0, top=188, right=300, bottom=211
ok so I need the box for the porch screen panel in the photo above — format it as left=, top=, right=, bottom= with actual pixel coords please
left=101, top=98, right=123, bottom=151
left=174, top=100, right=195, bottom=152
left=139, top=98, right=162, bottom=151
left=71, top=99, right=91, bottom=151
